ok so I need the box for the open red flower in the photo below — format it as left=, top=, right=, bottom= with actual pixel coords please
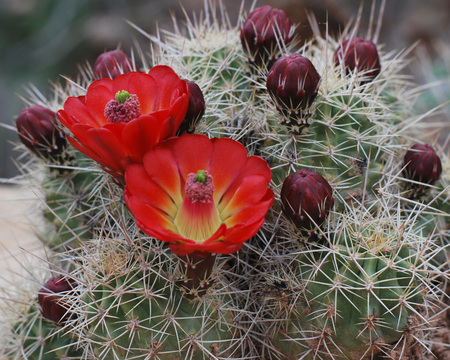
left=124, top=134, right=274, bottom=256
left=57, top=66, right=189, bottom=180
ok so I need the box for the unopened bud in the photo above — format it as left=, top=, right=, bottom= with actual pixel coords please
left=240, top=5, right=292, bottom=67
left=281, top=168, right=334, bottom=230
left=16, top=104, right=66, bottom=160
left=334, top=37, right=381, bottom=81
left=93, top=50, right=137, bottom=80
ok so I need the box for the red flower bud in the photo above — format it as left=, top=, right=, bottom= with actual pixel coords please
left=403, top=144, right=442, bottom=185
left=266, top=54, right=321, bottom=125
left=334, top=37, right=381, bottom=80
left=38, top=276, right=76, bottom=325
left=93, top=50, right=137, bottom=80
left=240, top=5, right=292, bottom=66
left=16, top=105, right=66, bottom=159
left=178, top=80, right=205, bottom=134
left=281, top=169, right=334, bottom=230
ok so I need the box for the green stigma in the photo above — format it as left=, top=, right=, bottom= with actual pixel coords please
left=115, top=90, right=131, bottom=104
left=194, top=170, right=207, bottom=183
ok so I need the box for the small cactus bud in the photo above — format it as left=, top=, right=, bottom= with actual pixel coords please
left=334, top=37, right=381, bottom=80
left=403, top=144, right=442, bottom=185
left=93, top=50, right=137, bottom=79
left=16, top=104, right=66, bottom=159
left=240, top=5, right=292, bottom=67
left=38, top=276, right=76, bottom=325
left=266, top=54, right=321, bottom=131
left=281, top=168, right=334, bottom=230
left=178, top=80, right=205, bottom=134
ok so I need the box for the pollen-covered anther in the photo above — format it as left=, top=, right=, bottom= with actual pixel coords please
left=104, top=91, right=141, bottom=123
left=185, top=170, right=215, bottom=203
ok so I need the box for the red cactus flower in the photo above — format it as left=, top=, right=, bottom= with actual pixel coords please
left=124, top=134, right=274, bottom=256
left=93, top=50, right=138, bottom=80
left=266, top=54, right=321, bottom=122
left=57, top=66, right=190, bottom=181
left=16, top=104, right=66, bottom=159
left=334, top=37, right=381, bottom=80
left=403, top=144, right=442, bottom=185
left=240, top=5, right=292, bottom=66
left=38, top=276, right=76, bottom=325
left=178, top=80, right=205, bottom=134
left=281, top=168, right=334, bottom=230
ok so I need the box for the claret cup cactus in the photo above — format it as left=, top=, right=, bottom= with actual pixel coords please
left=2, top=1, right=449, bottom=360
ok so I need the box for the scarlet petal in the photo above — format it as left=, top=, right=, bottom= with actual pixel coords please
left=208, top=137, right=249, bottom=203
left=221, top=175, right=274, bottom=220
left=141, top=146, right=183, bottom=205
left=124, top=164, right=178, bottom=217
left=218, top=156, right=273, bottom=211
left=148, top=66, right=190, bottom=110
left=119, top=114, right=165, bottom=162
left=125, top=195, right=181, bottom=241
left=165, top=134, right=214, bottom=181
left=58, top=97, right=100, bottom=128
left=85, top=83, right=114, bottom=124
left=82, top=127, right=129, bottom=171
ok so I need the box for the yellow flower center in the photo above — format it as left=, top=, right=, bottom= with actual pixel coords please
left=173, top=170, right=221, bottom=243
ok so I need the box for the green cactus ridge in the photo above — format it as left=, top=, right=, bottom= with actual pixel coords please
left=61, top=234, right=245, bottom=360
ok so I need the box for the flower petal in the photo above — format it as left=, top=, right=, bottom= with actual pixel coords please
left=85, top=83, right=114, bottom=124
left=124, top=164, right=178, bottom=217
left=141, top=145, right=183, bottom=206
left=163, top=134, right=214, bottom=181
left=125, top=195, right=181, bottom=241
left=218, top=156, right=272, bottom=211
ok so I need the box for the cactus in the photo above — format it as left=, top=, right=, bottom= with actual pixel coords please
left=2, top=1, right=449, bottom=360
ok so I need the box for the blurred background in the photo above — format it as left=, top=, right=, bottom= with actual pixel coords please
left=0, top=0, right=449, bottom=180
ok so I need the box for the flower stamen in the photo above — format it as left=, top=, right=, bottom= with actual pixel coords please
left=105, top=90, right=141, bottom=123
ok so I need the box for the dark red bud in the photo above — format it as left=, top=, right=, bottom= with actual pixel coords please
left=16, top=105, right=66, bottom=159
left=38, top=276, right=76, bottom=325
left=240, top=5, right=292, bottom=66
left=178, top=80, right=205, bottom=134
left=403, top=144, right=442, bottom=185
left=93, top=50, right=137, bottom=80
left=267, top=54, right=321, bottom=116
left=281, top=168, right=334, bottom=230
left=334, top=37, right=381, bottom=80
